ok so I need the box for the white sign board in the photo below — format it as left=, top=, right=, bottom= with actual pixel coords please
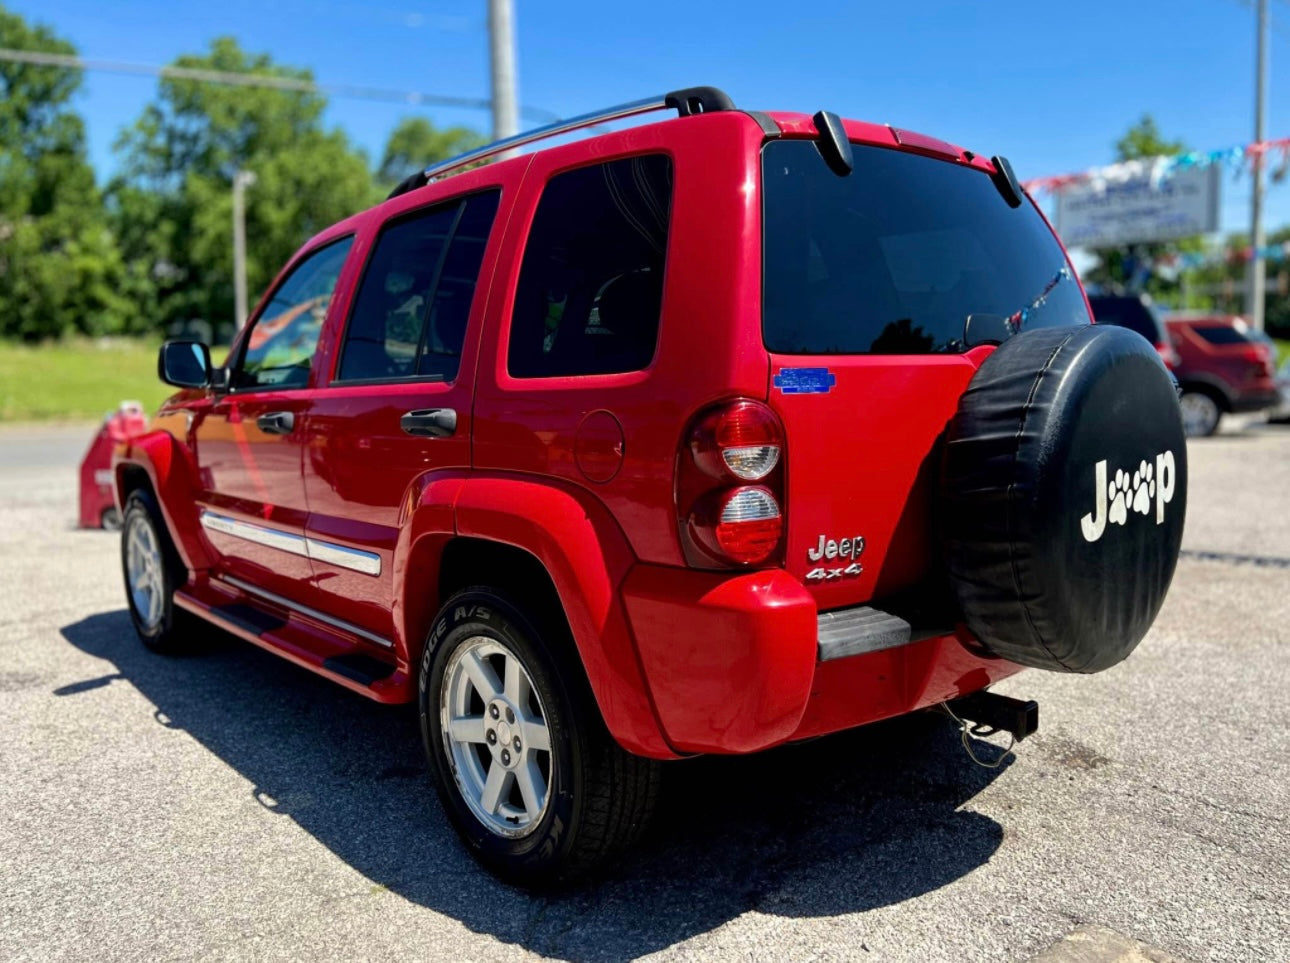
left=1056, top=163, right=1221, bottom=249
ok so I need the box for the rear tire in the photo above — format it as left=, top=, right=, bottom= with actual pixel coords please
left=419, top=587, right=660, bottom=886
left=120, top=490, right=190, bottom=653
left=1179, top=389, right=1222, bottom=437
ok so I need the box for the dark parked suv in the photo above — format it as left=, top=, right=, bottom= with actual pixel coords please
left=114, top=87, right=1187, bottom=884
left=1087, top=293, right=1180, bottom=370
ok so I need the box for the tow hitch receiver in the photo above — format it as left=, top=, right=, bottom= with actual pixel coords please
left=946, top=690, right=1039, bottom=742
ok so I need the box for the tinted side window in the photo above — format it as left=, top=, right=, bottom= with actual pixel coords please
left=508, top=155, right=672, bottom=378
left=236, top=237, right=353, bottom=390
left=1191, top=325, right=1248, bottom=346
left=338, top=191, right=500, bottom=383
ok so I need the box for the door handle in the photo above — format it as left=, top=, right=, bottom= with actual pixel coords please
left=256, top=411, right=295, bottom=435
left=400, top=408, right=457, bottom=438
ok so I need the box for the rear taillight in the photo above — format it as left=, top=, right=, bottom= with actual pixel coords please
left=1157, top=342, right=1180, bottom=370
left=1238, top=344, right=1275, bottom=376
left=677, top=400, right=785, bottom=568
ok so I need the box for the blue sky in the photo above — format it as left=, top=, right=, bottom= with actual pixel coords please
left=13, top=0, right=1290, bottom=237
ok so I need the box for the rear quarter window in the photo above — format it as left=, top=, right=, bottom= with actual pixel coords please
left=1190, top=325, right=1249, bottom=346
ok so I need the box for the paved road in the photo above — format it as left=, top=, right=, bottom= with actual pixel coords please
left=1, top=421, right=1286, bottom=963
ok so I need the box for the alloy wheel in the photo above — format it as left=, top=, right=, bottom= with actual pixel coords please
left=125, top=513, right=165, bottom=631
left=439, top=637, right=554, bottom=839
left=1179, top=392, right=1220, bottom=437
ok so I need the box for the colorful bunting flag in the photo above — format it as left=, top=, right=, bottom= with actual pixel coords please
left=1023, top=138, right=1290, bottom=195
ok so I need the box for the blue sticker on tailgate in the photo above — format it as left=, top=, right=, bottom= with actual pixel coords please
left=773, top=367, right=837, bottom=395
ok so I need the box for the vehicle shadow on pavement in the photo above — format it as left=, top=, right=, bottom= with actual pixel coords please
left=60, top=610, right=1008, bottom=961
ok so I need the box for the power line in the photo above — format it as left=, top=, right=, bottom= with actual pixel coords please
left=0, top=47, right=561, bottom=122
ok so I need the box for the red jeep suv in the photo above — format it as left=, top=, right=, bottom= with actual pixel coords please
left=115, top=87, right=1187, bottom=884
left=1164, top=314, right=1280, bottom=436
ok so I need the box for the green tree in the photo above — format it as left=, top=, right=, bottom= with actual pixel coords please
left=0, top=3, right=137, bottom=340
left=1114, top=115, right=1186, bottom=163
left=111, top=37, right=379, bottom=336
left=1183, top=225, right=1290, bottom=336
left=1082, top=115, right=1201, bottom=301
left=377, top=117, right=485, bottom=188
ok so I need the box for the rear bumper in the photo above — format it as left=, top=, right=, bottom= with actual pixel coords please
left=1231, top=387, right=1281, bottom=413
left=620, top=564, right=1023, bottom=755
left=1268, top=386, right=1290, bottom=420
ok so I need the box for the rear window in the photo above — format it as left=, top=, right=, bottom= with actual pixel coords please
left=1088, top=296, right=1166, bottom=344
left=1191, top=325, right=1249, bottom=346
left=762, top=140, right=1088, bottom=355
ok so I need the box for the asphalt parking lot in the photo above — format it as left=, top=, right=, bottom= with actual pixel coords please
left=1, top=420, right=1286, bottom=963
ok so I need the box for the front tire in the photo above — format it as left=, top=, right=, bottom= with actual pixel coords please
left=1179, top=389, right=1222, bottom=437
left=420, top=588, right=660, bottom=886
left=120, top=490, right=189, bottom=652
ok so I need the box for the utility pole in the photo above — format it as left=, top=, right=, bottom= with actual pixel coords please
left=487, top=0, right=519, bottom=142
left=1247, top=0, right=1269, bottom=331
left=232, top=170, right=257, bottom=328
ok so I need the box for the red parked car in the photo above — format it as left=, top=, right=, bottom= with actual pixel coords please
left=113, top=87, right=1187, bottom=884
left=1164, top=314, right=1280, bottom=436
left=79, top=401, right=148, bottom=529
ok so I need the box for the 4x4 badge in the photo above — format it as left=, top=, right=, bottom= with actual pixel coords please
left=805, top=534, right=864, bottom=581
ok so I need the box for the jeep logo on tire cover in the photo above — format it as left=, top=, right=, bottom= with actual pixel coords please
left=1080, top=450, right=1178, bottom=543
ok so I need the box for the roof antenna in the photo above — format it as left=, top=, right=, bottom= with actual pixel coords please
left=811, top=111, right=853, bottom=177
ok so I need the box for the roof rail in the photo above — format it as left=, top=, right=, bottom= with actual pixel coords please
left=388, top=86, right=735, bottom=199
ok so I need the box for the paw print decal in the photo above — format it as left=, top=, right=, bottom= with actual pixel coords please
left=1131, top=460, right=1155, bottom=516
left=1080, top=451, right=1178, bottom=543
left=1108, top=469, right=1132, bottom=526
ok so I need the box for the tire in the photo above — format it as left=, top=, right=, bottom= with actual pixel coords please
left=1178, top=389, right=1222, bottom=437
left=120, top=489, right=190, bottom=653
left=941, top=324, right=1187, bottom=673
left=420, top=587, right=660, bottom=886
left=101, top=507, right=122, bottom=532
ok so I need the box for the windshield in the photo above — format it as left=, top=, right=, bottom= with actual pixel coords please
left=762, top=140, right=1090, bottom=354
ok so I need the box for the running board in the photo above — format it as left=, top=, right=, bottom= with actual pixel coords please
left=817, top=605, right=925, bottom=661
left=173, top=577, right=411, bottom=704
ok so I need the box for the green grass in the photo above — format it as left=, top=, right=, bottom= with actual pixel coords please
left=1275, top=339, right=1290, bottom=367
left=0, top=338, right=175, bottom=422
left=3, top=334, right=1285, bottom=423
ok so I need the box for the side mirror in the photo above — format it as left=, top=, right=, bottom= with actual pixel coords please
left=158, top=340, right=212, bottom=389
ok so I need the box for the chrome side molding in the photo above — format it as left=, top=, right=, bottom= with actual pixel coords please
left=200, top=510, right=382, bottom=577
left=305, top=537, right=381, bottom=576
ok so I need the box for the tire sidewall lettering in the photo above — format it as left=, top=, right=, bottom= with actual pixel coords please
left=419, top=592, right=574, bottom=875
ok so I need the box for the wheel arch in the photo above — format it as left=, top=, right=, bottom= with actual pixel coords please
left=113, top=430, right=212, bottom=577
left=1178, top=374, right=1233, bottom=412
left=397, top=474, right=675, bottom=759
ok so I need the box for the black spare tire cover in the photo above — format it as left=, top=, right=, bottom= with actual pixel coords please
left=940, top=324, right=1187, bottom=673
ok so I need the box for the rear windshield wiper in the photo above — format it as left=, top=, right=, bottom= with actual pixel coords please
left=963, top=266, right=1072, bottom=347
